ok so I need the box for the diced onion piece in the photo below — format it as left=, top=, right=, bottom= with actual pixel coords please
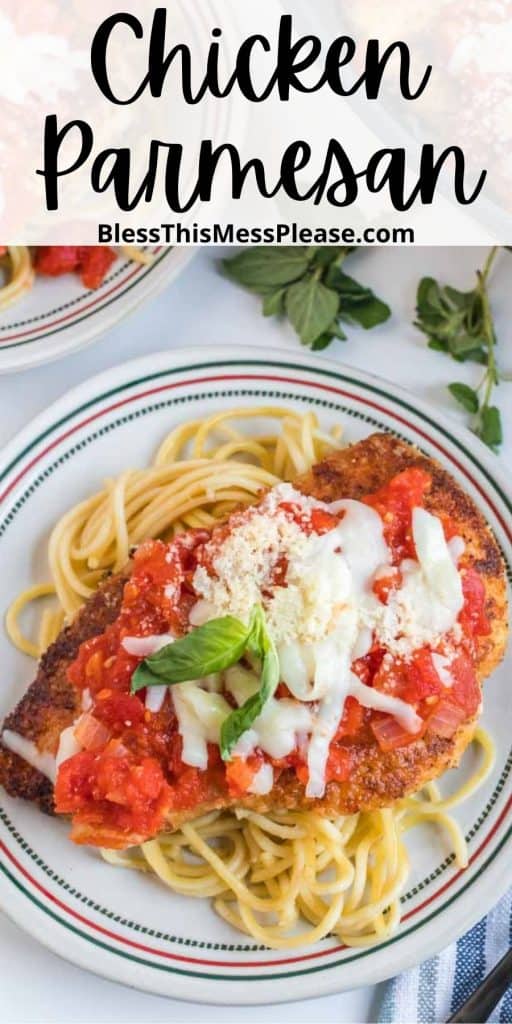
left=74, top=713, right=111, bottom=751
left=427, top=700, right=466, bottom=739
left=371, top=715, right=424, bottom=752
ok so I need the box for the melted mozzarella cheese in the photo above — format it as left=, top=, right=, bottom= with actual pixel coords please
left=412, top=508, right=464, bottom=615
left=145, top=686, right=168, bottom=713
left=55, top=724, right=81, bottom=768
left=122, top=634, right=175, bottom=713
left=432, top=652, right=454, bottom=688
left=348, top=674, right=422, bottom=731
left=376, top=509, right=464, bottom=656
left=172, top=683, right=231, bottom=770
left=122, top=634, right=174, bottom=657
left=129, top=486, right=466, bottom=800
left=225, top=666, right=313, bottom=761
left=2, top=729, right=56, bottom=782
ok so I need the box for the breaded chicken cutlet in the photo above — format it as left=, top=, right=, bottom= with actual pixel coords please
left=0, top=433, right=507, bottom=848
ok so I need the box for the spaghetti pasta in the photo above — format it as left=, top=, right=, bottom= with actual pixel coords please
left=101, top=728, right=492, bottom=949
left=5, top=407, right=495, bottom=950
left=0, top=246, right=34, bottom=311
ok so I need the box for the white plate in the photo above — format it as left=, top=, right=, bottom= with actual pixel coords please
left=0, top=347, right=510, bottom=1005
left=0, top=248, right=195, bottom=373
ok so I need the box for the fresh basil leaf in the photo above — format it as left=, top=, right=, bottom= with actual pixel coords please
left=477, top=405, right=503, bottom=450
left=220, top=608, right=280, bottom=760
left=262, top=287, right=287, bottom=317
left=131, top=616, right=250, bottom=692
left=448, top=382, right=479, bottom=413
left=285, top=276, right=339, bottom=347
left=222, top=247, right=313, bottom=291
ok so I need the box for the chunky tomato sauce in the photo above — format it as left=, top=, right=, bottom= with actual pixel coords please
left=55, top=469, right=490, bottom=847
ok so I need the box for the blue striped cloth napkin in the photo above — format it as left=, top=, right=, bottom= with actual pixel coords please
left=378, top=890, right=512, bottom=1023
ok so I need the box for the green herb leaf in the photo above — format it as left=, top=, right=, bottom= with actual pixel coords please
left=130, top=605, right=281, bottom=762
left=285, top=275, right=339, bottom=347
left=448, top=382, right=479, bottom=413
left=340, top=295, right=391, bottom=330
left=415, top=248, right=506, bottom=454
left=324, top=267, right=371, bottom=301
left=311, top=323, right=347, bottom=350
left=428, top=337, right=449, bottom=353
left=325, top=269, right=391, bottom=329
left=220, top=607, right=279, bottom=760
left=477, top=405, right=503, bottom=450
left=310, top=246, right=353, bottom=269
left=131, top=616, right=250, bottom=692
left=310, top=334, right=334, bottom=351
left=451, top=347, right=488, bottom=365
left=222, top=247, right=313, bottom=292
left=262, top=287, right=287, bottom=317
left=221, top=246, right=391, bottom=348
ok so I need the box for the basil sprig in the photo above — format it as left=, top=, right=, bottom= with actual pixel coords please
left=131, top=616, right=249, bottom=691
left=220, top=605, right=279, bottom=760
left=130, top=605, right=279, bottom=761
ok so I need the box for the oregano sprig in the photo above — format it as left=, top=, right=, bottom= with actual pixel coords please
left=415, top=247, right=507, bottom=452
left=222, top=246, right=391, bottom=350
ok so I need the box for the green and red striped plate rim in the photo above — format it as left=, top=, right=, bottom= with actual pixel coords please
left=0, top=348, right=510, bottom=1004
left=0, top=249, right=196, bottom=374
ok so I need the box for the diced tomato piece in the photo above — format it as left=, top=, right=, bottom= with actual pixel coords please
left=0, top=246, right=7, bottom=257
left=372, top=649, right=442, bottom=704
left=365, top=468, right=431, bottom=561
left=225, top=755, right=262, bottom=796
left=93, top=691, right=145, bottom=732
left=459, top=568, right=491, bottom=639
left=352, top=646, right=386, bottom=686
left=309, top=508, right=341, bottom=535
left=403, top=649, right=443, bottom=703
left=449, top=650, right=481, bottom=717
left=337, top=696, right=364, bottom=738
left=371, top=714, right=425, bottom=752
left=325, top=745, right=353, bottom=782
left=372, top=568, right=402, bottom=605
left=34, top=246, right=117, bottom=290
left=426, top=699, right=467, bottom=738
left=78, top=246, right=116, bottom=289
left=35, top=246, right=81, bottom=276
left=372, top=657, right=408, bottom=698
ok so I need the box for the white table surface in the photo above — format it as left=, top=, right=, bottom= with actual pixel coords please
left=1, top=245, right=510, bottom=1024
